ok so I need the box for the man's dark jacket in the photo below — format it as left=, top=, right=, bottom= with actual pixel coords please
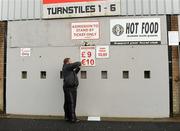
left=62, top=62, right=81, bottom=88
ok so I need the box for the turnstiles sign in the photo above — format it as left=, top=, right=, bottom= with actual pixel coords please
left=80, top=46, right=96, bottom=66
left=43, top=0, right=120, bottom=18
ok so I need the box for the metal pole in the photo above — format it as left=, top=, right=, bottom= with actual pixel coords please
left=178, top=42, right=180, bottom=114
left=33, top=0, right=35, bottom=19
left=178, top=43, right=180, bottom=84
left=20, top=0, right=22, bottom=20
left=40, top=0, right=43, bottom=19
left=1, top=0, right=4, bottom=20
left=27, top=0, right=29, bottom=20
left=7, top=0, right=9, bottom=20
left=156, top=0, right=158, bottom=15
left=171, top=0, right=174, bottom=14
left=149, top=0, right=151, bottom=15
left=141, top=0, right=143, bottom=16
left=13, top=0, right=16, bottom=20
left=126, top=0, right=128, bottom=16
left=164, top=0, right=166, bottom=14
left=134, top=0, right=136, bottom=16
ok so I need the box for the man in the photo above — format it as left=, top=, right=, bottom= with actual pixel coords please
left=62, top=58, right=81, bottom=123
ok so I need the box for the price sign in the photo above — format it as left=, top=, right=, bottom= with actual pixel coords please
left=96, top=46, right=109, bottom=58
left=80, top=46, right=96, bottom=66
left=20, top=48, right=31, bottom=57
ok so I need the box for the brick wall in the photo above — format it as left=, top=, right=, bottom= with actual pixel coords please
left=168, top=15, right=180, bottom=115
left=0, top=22, right=6, bottom=113
left=172, top=46, right=180, bottom=114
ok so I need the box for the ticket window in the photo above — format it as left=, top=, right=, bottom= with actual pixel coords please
left=21, top=71, right=27, bottom=79
left=144, top=70, right=151, bottom=79
left=40, top=71, right=46, bottom=79
left=101, top=71, right=108, bottom=79
left=81, top=71, right=87, bottom=79
left=60, top=71, right=63, bottom=79
left=123, top=71, right=129, bottom=79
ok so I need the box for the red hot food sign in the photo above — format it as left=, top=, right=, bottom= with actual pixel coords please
left=43, top=0, right=120, bottom=18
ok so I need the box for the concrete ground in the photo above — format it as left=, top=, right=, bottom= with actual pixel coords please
left=1, top=115, right=180, bottom=131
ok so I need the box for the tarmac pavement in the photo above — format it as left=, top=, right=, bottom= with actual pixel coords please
left=1, top=117, right=180, bottom=131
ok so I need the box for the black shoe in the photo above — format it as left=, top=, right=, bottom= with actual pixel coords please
left=70, top=119, right=80, bottom=123
left=64, top=117, right=70, bottom=121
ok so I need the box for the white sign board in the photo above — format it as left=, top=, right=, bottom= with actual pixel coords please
left=110, top=18, right=161, bottom=45
left=168, top=31, right=179, bottom=45
left=43, top=0, right=120, bottom=18
left=96, top=46, right=109, bottom=58
left=88, top=116, right=101, bottom=121
left=80, top=46, right=96, bottom=66
left=72, top=22, right=100, bottom=40
left=20, top=48, right=31, bottom=56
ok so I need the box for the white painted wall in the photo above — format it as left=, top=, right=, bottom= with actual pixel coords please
left=6, top=16, right=169, bottom=118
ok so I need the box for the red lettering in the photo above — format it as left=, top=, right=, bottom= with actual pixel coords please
left=81, top=59, right=86, bottom=65
left=90, top=59, right=94, bottom=65
left=87, top=51, right=92, bottom=57
left=82, top=52, right=85, bottom=58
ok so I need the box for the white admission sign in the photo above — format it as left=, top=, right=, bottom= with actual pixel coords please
left=96, top=46, right=109, bottom=58
left=20, top=48, right=31, bottom=56
left=72, top=22, right=100, bottom=40
left=80, top=46, right=96, bottom=66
